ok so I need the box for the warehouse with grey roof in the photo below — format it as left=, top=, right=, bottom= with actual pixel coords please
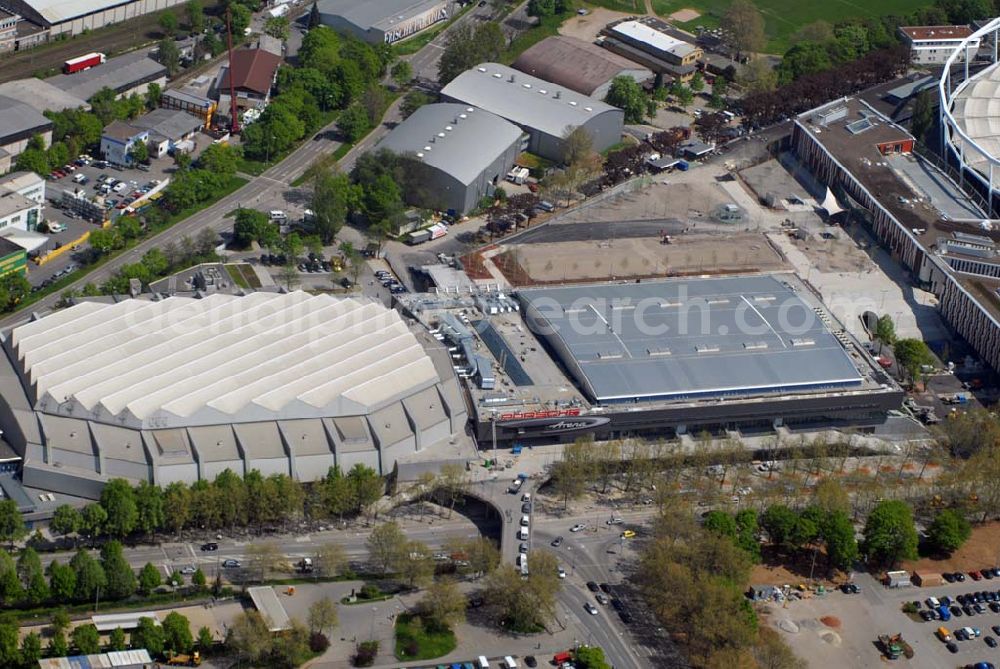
left=318, top=0, right=452, bottom=44
left=440, top=63, right=624, bottom=161
left=0, top=292, right=468, bottom=499
left=376, top=103, right=525, bottom=214
left=0, top=0, right=187, bottom=36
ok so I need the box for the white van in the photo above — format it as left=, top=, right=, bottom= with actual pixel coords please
left=503, top=657, right=518, bottom=669
left=478, top=656, right=490, bottom=668
left=517, top=527, right=528, bottom=540
left=520, top=515, right=530, bottom=527
left=269, top=210, right=287, bottom=221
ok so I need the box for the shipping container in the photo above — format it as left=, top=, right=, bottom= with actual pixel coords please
left=63, top=52, right=106, bottom=74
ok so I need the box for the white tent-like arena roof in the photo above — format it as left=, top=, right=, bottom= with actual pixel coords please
left=10, top=292, right=439, bottom=429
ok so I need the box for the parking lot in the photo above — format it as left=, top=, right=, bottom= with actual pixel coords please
left=774, top=571, right=1000, bottom=669
left=32, top=141, right=210, bottom=286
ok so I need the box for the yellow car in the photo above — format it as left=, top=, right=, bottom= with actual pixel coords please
left=621, top=530, right=636, bottom=539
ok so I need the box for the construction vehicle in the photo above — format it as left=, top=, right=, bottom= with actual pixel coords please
left=166, top=651, right=202, bottom=666
left=878, top=633, right=913, bottom=660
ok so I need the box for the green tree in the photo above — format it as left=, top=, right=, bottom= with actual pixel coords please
left=101, top=541, right=137, bottom=600
left=777, top=41, right=832, bottom=84
left=604, top=75, right=647, bottom=124
left=193, top=568, right=207, bottom=589
left=311, top=171, right=351, bottom=243
left=822, top=510, right=859, bottom=572
left=197, top=626, right=214, bottom=653
left=138, top=562, right=161, bottom=595
left=927, top=508, right=972, bottom=555
left=761, top=504, right=799, bottom=550
left=233, top=209, right=272, bottom=248
left=0, top=549, right=21, bottom=605
left=703, top=511, right=738, bottom=538
left=132, top=617, right=165, bottom=657
left=367, top=521, right=407, bottom=575
left=229, top=3, right=252, bottom=39
left=391, top=60, right=413, bottom=88
left=226, top=610, right=272, bottom=664
left=337, top=103, right=370, bottom=142
left=71, top=548, right=106, bottom=602
left=72, top=623, right=101, bottom=654
left=437, top=22, right=505, bottom=84
left=873, top=314, right=896, bottom=353
left=14, top=148, right=50, bottom=176
left=347, top=463, right=383, bottom=515
left=158, top=10, right=179, bottom=36
left=163, top=481, right=192, bottom=533
left=307, top=596, right=339, bottom=635
left=108, top=626, right=127, bottom=651
left=198, top=142, right=240, bottom=175
left=162, top=611, right=194, bottom=654
left=689, top=71, right=705, bottom=93
left=575, top=646, right=611, bottom=669
left=185, top=0, right=204, bottom=33
left=0, top=623, right=17, bottom=667
left=21, top=631, right=42, bottom=666
left=101, top=479, right=139, bottom=539
left=400, top=89, right=433, bottom=119
left=862, top=500, right=919, bottom=567
left=49, top=629, right=69, bottom=658
left=736, top=57, right=777, bottom=94
left=264, top=15, right=290, bottom=40
left=893, top=338, right=935, bottom=380
left=308, top=0, right=320, bottom=29
left=157, top=38, right=181, bottom=76
left=17, top=547, right=43, bottom=588
left=911, top=89, right=936, bottom=141
left=721, top=0, right=765, bottom=60
left=416, top=578, right=465, bottom=632
left=0, top=500, right=26, bottom=547
left=47, top=560, right=76, bottom=602
left=81, top=503, right=107, bottom=540
left=135, top=481, right=165, bottom=540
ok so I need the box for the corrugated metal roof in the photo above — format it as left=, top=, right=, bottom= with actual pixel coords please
left=0, top=79, right=88, bottom=113
left=19, top=0, right=126, bottom=25
left=513, top=35, right=652, bottom=96
left=377, top=103, right=522, bottom=185
left=317, top=0, right=446, bottom=31
left=0, top=95, right=53, bottom=142
left=519, top=275, right=863, bottom=402
left=440, top=63, right=620, bottom=140
left=47, top=50, right=166, bottom=100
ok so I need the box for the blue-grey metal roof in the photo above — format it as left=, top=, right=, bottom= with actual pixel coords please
left=317, top=0, right=445, bottom=31
left=47, top=51, right=166, bottom=101
left=440, top=63, right=620, bottom=139
left=376, top=103, right=523, bottom=185
left=0, top=95, right=53, bottom=141
left=885, top=75, right=935, bottom=102
left=518, top=275, right=863, bottom=402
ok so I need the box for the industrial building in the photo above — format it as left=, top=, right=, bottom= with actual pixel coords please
left=599, top=17, right=703, bottom=80
left=129, top=107, right=203, bottom=158
left=0, top=171, right=46, bottom=260
left=440, top=63, right=624, bottom=162
left=100, top=120, right=149, bottom=166
left=376, top=103, right=524, bottom=214
left=0, top=9, right=17, bottom=52
left=0, top=78, right=89, bottom=114
left=793, top=96, right=1000, bottom=375
left=0, top=291, right=468, bottom=498
left=898, top=25, right=978, bottom=64
left=46, top=50, right=167, bottom=103
left=443, top=274, right=901, bottom=445
left=0, top=94, right=52, bottom=163
left=0, top=0, right=186, bottom=37
left=512, top=35, right=653, bottom=99
left=317, top=0, right=451, bottom=44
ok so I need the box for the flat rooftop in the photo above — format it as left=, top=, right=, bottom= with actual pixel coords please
left=317, top=0, right=445, bottom=31
left=518, top=275, right=864, bottom=403
left=47, top=50, right=166, bottom=101
left=797, top=97, right=1000, bottom=319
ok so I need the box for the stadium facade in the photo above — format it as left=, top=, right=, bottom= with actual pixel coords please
left=317, top=0, right=452, bottom=44
left=0, top=292, right=468, bottom=499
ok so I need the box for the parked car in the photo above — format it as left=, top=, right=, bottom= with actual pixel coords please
left=550, top=536, right=563, bottom=547
left=222, top=559, right=241, bottom=568
left=987, top=636, right=998, bottom=648
left=586, top=581, right=599, bottom=592
left=971, top=571, right=983, bottom=581
left=584, top=603, right=598, bottom=615
left=180, top=565, right=196, bottom=575
left=570, top=523, right=586, bottom=532
left=945, top=572, right=958, bottom=583
left=200, top=542, right=218, bottom=551
left=606, top=517, right=624, bottom=525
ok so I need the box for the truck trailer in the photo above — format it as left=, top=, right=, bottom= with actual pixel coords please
left=63, top=52, right=106, bottom=74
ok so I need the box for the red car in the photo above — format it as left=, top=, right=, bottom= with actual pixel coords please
left=527, top=182, right=538, bottom=193
left=970, top=571, right=983, bottom=581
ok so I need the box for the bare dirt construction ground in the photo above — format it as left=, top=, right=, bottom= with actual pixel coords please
left=902, top=521, right=1000, bottom=574
left=788, top=232, right=876, bottom=274
left=559, top=180, right=747, bottom=227
left=495, top=231, right=786, bottom=284
left=559, top=7, right=635, bottom=41
left=669, top=8, right=701, bottom=21
left=750, top=546, right=844, bottom=590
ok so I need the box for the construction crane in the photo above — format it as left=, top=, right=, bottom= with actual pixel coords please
left=225, top=6, right=240, bottom=134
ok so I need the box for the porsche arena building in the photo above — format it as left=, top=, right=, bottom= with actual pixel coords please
left=0, top=292, right=467, bottom=499
left=462, top=275, right=903, bottom=445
